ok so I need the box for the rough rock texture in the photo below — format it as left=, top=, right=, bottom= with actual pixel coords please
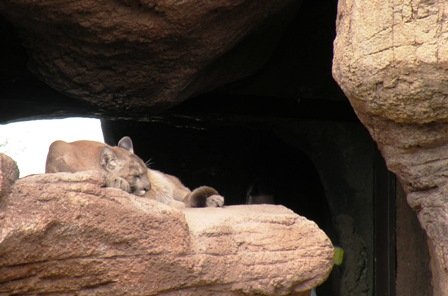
left=0, top=171, right=333, bottom=295
left=0, top=0, right=298, bottom=114
left=0, top=153, right=19, bottom=199
left=396, top=185, right=432, bottom=296
left=333, top=1, right=448, bottom=295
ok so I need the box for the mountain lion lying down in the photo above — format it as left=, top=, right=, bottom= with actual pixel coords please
left=45, top=136, right=224, bottom=208
left=45, top=136, right=150, bottom=196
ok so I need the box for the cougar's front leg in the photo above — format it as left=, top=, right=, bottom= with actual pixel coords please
left=105, top=175, right=131, bottom=193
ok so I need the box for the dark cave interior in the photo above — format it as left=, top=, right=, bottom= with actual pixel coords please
left=103, top=119, right=333, bottom=232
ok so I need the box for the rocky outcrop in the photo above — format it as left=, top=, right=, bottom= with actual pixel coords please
left=0, top=0, right=298, bottom=114
left=333, top=1, right=448, bottom=295
left=0, top=153, right=19, bottom=199
left=0, top=171, right=333, bottom=295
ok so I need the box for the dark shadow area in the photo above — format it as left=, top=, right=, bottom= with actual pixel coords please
left=104, top=120, right=331, bottom=227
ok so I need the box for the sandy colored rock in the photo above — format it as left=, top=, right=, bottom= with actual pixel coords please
left=333, top=1, right=448, bottom=295
left=0, top=0, right=297, bottom=114
left=0, top=153, right=19, bottom=199
left=333, top=0, right=448, bottom=124
left=0, top=171, right=333, bottom=295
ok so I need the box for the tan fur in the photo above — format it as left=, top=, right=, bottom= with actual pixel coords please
left=45, top=137, right=150, bottom=196
left=145, top=169, right=224, bottom=208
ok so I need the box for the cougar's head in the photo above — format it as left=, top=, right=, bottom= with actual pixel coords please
left=101, top=136, right=150, bottom=196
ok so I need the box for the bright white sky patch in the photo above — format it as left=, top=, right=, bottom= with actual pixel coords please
left=0, top=117, right=104, bottom=177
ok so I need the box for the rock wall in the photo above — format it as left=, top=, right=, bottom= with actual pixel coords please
left=396, top=184, right=432, bottom=296
left=0, top=0, right=299, bottom=114
left=0, top=154, right=334, bottom=295
left=333, top=1, right=448, bottom=295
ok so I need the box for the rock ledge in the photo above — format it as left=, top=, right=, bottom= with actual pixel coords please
left=0, top=170, right=333, bottom=295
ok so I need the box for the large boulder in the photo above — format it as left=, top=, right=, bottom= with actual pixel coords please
left=0, top=0, right=298, bottom=114
left=333, top=0, right=448, bottom=295
left=0, top=171, right=333, bottom=295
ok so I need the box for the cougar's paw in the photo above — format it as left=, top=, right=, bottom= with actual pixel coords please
left=206, top=194, right=225, bottom=207
left=187, top=186, right=224, bottom=207
left=106, top=176, right=131, bottom=193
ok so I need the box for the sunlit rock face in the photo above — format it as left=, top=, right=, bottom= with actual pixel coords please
left=0, top=0, right=299, bottom=114
left=333, top=1, right=448, bottom=295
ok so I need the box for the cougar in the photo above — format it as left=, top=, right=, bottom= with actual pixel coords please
left=45, top=136, right=150, bottom=196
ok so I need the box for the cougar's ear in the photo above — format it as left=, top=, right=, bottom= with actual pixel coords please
left=101, top=147, right=118, bottom=171
left=117, top=136, right=134, bottom=154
